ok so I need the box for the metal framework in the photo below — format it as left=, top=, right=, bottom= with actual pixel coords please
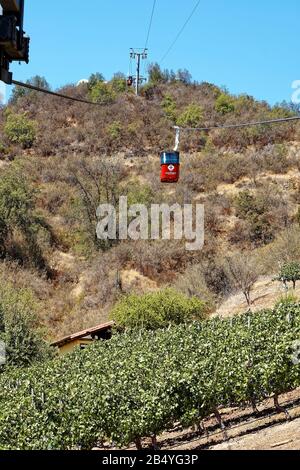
left=130, top=48, right=148, bottom=96
left=0, top=0, right=29, bottom=83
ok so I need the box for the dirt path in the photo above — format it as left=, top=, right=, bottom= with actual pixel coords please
left=215, top=275, right=300, bottom=318
left=211, top=418, right=300, bottom=450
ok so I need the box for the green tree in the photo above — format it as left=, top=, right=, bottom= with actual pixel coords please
left=176, top=69, right=192, bottom=84
left=0, top=165, right=53, bottom=270
left=110, top=73, right=127, bottom=93
left=88, top=72, right=105, bottom=88
left=110, top=289, right=207, bottom=330
left=276, top=262, right=300, bottom=290
left=148, top=63, right=166, bottom=84
left=10, top=76, right=50, bottom=103
left=89, top=81, right=115, bottom=104
left=215, top=93, right=235, bottom=115
left=177, top=104, right=204, bottom=128
left=0, top=283, right=53, bottom=368
left=4, top=112, right=36, bottom=148
left=162, top=94, right=177, bottom=123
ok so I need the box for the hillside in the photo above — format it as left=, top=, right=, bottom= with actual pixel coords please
left=1, top=73, right=300, bottom=339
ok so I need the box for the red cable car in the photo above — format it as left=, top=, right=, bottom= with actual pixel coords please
left=160, top=151, right=180, bottom=183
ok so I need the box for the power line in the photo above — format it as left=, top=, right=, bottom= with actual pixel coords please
left=11, top=81, right=300, bottom=132
left=176, top=115, right=300, bottom=132
left=11, top=79, right=104, bottom=106
left=160, top=0, right=201, bottom=63
left=145, top=0, right=157, bottom=49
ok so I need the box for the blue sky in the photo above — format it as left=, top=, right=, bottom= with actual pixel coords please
left=8, top=0, right=300, bottom=104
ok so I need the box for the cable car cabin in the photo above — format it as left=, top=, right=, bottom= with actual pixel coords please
left=160, top=151, right=180, bottom=183
left=127, top=76, right=133, bottom=87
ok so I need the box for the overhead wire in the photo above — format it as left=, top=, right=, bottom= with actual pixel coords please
left=143, top=0, right=157, bottom=81
left=11, top=79, right=104, bottom=106
left=160, top=0, right=201, bottom=64
left=175, top=115, right=300, bottom=132
left=10, top=79, right=300, bottom=133
left=11, top=80, right=300, bottom=133
left=145, top=0, right=157, bottom=49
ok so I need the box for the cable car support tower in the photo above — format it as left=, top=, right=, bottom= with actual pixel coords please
left=130, top=48, right=148, bottom=96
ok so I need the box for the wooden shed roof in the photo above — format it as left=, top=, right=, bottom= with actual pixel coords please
left=51, top=321, right=115, bottom=348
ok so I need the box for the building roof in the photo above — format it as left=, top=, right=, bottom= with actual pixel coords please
left=51, top=321, right=115, bottom=348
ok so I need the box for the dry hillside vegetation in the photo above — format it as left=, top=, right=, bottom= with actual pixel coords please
left=1, top=73, right=300, bottom=339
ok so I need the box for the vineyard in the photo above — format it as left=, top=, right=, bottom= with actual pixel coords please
left=0, top=302, right=300, bottom=450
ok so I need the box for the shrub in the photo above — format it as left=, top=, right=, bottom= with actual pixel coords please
left=0, top=164, right=53, bottom=271
left=125, top=181, right=154, bottom=206
left=89, top=81, right=115, bottom=104
left=275, top=293, right=298, bottom=309
left=0, top=282, right=53, bottom=368
left=110, top=289, right=207, bottom=330
left=174, top=264, right=216, bottom=310
left=235, top=190, right=262, bottom=219
left=177, top=104, right=204, bottom=128
left=110, top=73, right=127, bottom=93
left=107, top=121, right=122, bottom=140
left=215, top=93, right=235, bottom=115
left=4, top=112, right=36, bottom=148
left=234, top=190, right=275, bottom=246
left=162, top=94, right=177, bottom=123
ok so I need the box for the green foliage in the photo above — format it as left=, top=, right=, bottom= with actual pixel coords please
left=215, top=93, right=235, bottom=115
left=234, top=94, right=256, bottom=114
left=89, top=81, right=115, bottom=104
left=110, top=73, right=127, bottom=93
left=148, top=63, right=166, bottom=84
left=10, top=76, right=50, bottom=104
left=176, top=69, right=192, bottom=85
left=235, top=191, right=263, bottom=219
left=110, top=289, right=206, bottom=330
left=4, top=113, right=37, bottom=148
left=275, top=293, right=298, bottom=309
left=276, top=262, right=300, bottom=289
left=0, top=283, right=53, bottom=368
left=177, top=104, right=204, bottom=128
left=162, top=94, right=177, bottom=123
left=0, top=303, right=299, bottom=449
left=269, top=106, right=295, bottom=119
left=88, top=73, right=105, bottom=88
left=0, top=164, right=52, bottom=269
left=107, top=121, right=122, bottom=140
left=125, top=181, right=154, bottom=206
left=147, top=65, right=192, bottom=85
left=234, top=190, right=273, bottom=245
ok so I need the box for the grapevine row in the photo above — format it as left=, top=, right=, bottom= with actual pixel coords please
left=0, top=302, right=299, bottom=449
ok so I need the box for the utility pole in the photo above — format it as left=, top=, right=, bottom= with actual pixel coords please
left=130, top=48, right=148, bottom=96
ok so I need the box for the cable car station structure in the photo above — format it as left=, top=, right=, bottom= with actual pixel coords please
left=0, top=0, right=29, bottom=83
